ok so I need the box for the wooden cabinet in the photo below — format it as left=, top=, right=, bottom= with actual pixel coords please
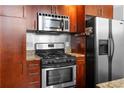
left=101, top=5, right=113, bottom=19
left=27, top=60, right=40, bottom=88
left=24, top=5, right=51, bottom=30
left=56, top=5, right=69, bottom=15
left=85, top=5, right=99, bottom=17
left=68, top=6, right=77, bottom=32
left=0, top=22, right=1, bottom=87
left=77, top=5, right=85, bottom=33
left=53, top=5, right=77, bottom=33
left=85, top=5, right=113, bottom=19
left=76, top=57, right=86, bottom=88
left=0, top=16, right=26, bottom=87
left=0, top=6, right=24, bottom=17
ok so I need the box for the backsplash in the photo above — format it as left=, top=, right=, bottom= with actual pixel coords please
left=71, top=35, right=85, bottom=54
left=26, top=32, right=71, bottom=53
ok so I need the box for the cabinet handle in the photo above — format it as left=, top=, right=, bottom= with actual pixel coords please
left=51, top=5, right=53, bottom=14
left=18, top=61, right=23, bottom=74
left=100, top=8, right=102, bottom=16
left=34, top=20, right=36, bottom=30
left=101, top=9, right=103, bottom=16
left=29, top=64, right=39, bottom=67
left=29, top=72, right=39, bottom=76
left=29, top=81, right=39, bottom=84
left=97, top=9, right=100, bottom=16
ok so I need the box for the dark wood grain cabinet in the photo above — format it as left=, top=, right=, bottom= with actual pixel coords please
left=85, top=5, right=113, bottom=19
left=76, top=57, right=86, bottom=88
left=56, top=5, right=69, bottom=16
left=0, top=6, right=24, bottom=17
left=24, top=5, right=51, bottom=30
left=68, top=6, right=77, bottom=32
left=27, top=60, right=40, bottom=88
left=77, top=5, right=85, bottom=33
left=101, top=5, right=113, bottom=19
left=85, top=5, right=98, bottom=17
left=0, top=16, right=26, bottom=88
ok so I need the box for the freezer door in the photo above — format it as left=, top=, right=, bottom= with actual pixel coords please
left=111, top=20, right=124, bottom=80
left=95, top=17, right=109, bottom=83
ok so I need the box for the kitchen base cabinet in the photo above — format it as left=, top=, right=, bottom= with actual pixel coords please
left=27, top=60, right=40, bottom=88
left=0, top=16, right=26, bottom=88
left=76, top=57, right=86, bottom=88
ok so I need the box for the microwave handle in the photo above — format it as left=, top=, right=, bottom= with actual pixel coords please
left=60, top=19, right=64, bottom=31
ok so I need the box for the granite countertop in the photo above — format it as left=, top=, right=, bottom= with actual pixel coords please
left=67, top=53, right=85, bottom=58
left=96, top=78, right=124, bottom=88
left=26, top=55, right=41, bottom=61
left=26, top=50, right=85, bottom=61
left=26, top=50, right=41, bottom=61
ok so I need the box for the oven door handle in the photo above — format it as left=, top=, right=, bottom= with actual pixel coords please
left=42, top=65, right=76, bottom=70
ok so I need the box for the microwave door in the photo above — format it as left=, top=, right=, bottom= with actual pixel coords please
left=44, top=18, right=63, bottom=31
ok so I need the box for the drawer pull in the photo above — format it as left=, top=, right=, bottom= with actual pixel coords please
left=29, top=64, right=39, bottom=67
left=29, top=81, right=40, bottom=84
left=29, top=72, right=39, bottom=76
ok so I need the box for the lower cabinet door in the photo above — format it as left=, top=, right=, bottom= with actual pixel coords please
left=76, top=60, right=86, bottom=88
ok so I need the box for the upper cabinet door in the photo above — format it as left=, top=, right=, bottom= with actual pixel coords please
left=101, top=5, right=113, bottom=19
left=24, top=5, right=52, bottom=30
left=77, top=5, right=85, bottom=33
left=85, top=5, right=98, bottom=16
left=85, top=5, right=113, bottom=19
left=68, top=6, right=77, bottom=32
left=0, top=6, right=24, bottom=17
left=56, top=5, right=69, bottom=16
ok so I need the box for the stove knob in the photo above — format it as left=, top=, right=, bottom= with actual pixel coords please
left=67, top=60, right=70, bottom=63
left=48, top=61, right=51, bottom=64
left=52, top=61, right=54, bottom=64
left=69, top=60, right=71, bottom=62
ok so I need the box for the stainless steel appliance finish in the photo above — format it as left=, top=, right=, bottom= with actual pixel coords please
left=85, top=16, right=124, bottom=87
left=35, top=43, right=76, bottom=88
left=35, top=43, right=65, bottom=50
left=42, top=65, right=76, bottom=88
left=95, top=17, right=109, bottom=83
left=111, top=20, right=124, bottom=80
left=37, top=13, right=69, bottom=32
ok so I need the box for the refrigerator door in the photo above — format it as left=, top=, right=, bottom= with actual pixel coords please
left=111, top=20, right=124, bottom=80
left=95, top=17, right=109, bottom=83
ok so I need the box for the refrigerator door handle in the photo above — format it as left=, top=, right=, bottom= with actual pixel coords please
left=111, top=31, right=115, bottom=61
left=108, top=38, right=111, bottom=57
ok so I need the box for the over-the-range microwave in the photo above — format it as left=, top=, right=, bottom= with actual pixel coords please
left=37, top=13, right=70, bottom=32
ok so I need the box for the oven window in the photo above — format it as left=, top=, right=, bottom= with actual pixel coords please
left=46, top=67, right=73, bottom=86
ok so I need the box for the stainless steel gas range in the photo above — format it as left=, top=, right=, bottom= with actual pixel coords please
left=35, top=43, right=76, bottom=88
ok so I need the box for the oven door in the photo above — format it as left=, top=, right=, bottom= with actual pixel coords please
left=39, top=16, right=63, bottom=31
left=42, top=65, right=76, bottom=88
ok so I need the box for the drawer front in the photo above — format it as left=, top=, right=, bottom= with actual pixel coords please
left=28, top=60, right=40, bottom=73
left=27, top=60, right=41, bottom=88
left=28, top=66, right=40, bottom=73
left=29, top=75, right=40, bottom=82
left=77, top=57, right=85, bottom=61
left=28, top=82, right=40, bottom=88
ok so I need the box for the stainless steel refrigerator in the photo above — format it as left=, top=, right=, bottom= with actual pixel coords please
left=85, top=16, right=124, bottom=87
